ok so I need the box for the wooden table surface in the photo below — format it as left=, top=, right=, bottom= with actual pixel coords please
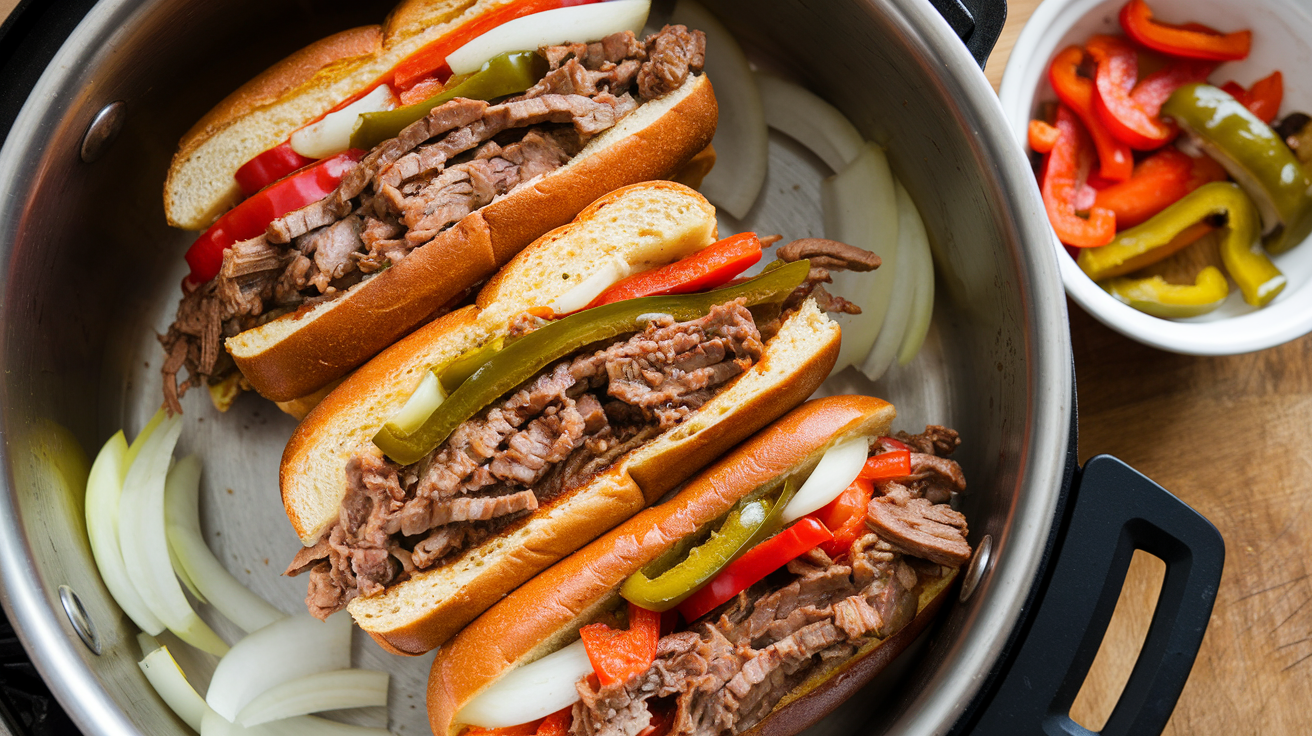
left=988, top=0, right=1309, bottom=732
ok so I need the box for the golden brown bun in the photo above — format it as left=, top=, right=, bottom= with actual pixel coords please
left=352, top=298, right=839, bottom=654
left=227, top=74, right=718, bottom=402
left=426, top=396, right=901, bottom=736
left=165, top=0, right=517, bottom=230
left=281, top=180, right=721, bottom=542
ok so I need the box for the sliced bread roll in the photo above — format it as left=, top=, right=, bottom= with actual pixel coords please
left=279, top=181, right=842, bottom=653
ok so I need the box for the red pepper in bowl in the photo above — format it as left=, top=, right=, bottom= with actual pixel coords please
left=1041, top=105, right=1117, bottom=247
left=1049, top=46, right=1134, bottom=181
left=1221, top=71, right=1283, bottom=123
left=1118, top=0, right=1251, bottom=61
left=1087, top=35, right=1177, bottom=150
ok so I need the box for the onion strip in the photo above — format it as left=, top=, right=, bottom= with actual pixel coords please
left=755, top=74, right=863, bottom=173
left=781, top=436, right=870, bottom=523
left=86, top=430, right=164, bottom=634
left=860, top=180, right=922, bottom=381
left=458, top=639, right=592, bottom=727
left=897, top=197, right=936, bottom=365
left=139, top=645, right=210, bottom=731
left=205, top=613, right=351, bottom=721
left=548, top=257, right=630, bottom=314
left=166, top=455, right=287, bottom=633
left=291, top=84, right=393, bottom=159
left=170, top=539, right=208, bottom=605
left=446, top=0, right=650, bottom=76
left=671, top=0, right=765, bottom=219
left=203, top=711, right=391, bottom=736
left=237, top=669, right=389, bottom=726
left=118, top=411, right=228, bottom=655
left=822, top=143, right=899, bottom=372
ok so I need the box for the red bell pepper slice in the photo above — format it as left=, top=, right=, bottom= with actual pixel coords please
left=579, top=602, right=661, bottom=688
left=391, top=0, right=602, bottom=90
left=586, top=232, right=764, bottom=309
left=1092, top=148, right=1192, bottom=229
left=1128, top=58, right=1217, bottom=117
left=184, top=149, right=364, bottom=288
left=1118, top=0, right=1251, bottom=61
left=1041, top=105, right=1117, bottom=247
left=876, top=436, right=911, bottom=453
left=464, top=707, right=573, bottom=736
left=1222, top=71, right=1283, bottom=123
left=399, top=76, right=449, bottom=107
left=1087, top=35, right=1177, bottom=150
left=1029, top=120, right=1060, bottom=154
left=233, top=142, right=316, bottom=198
left=1049, top=46, right=1133, bottom=181
left=677, top=518, right=833, bottom=623
left=858, top=450, right=911, bottom=481
left=811, top=478, right=874, bottom=559
left=1187, top=152, right=1228, bottom=190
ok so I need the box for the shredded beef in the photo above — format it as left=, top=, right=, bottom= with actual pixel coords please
left=866, top=488, right=971, bottom=567
left=572, top=517, right=968, bottom=736
left=161, top=25, right=705, bottom=410
left=774, top=239, right=875, bottom=319
left=288, top=300, right=762, bottom=618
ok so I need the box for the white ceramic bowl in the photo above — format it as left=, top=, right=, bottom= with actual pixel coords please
left=999, top=0, right=1312, bottom=354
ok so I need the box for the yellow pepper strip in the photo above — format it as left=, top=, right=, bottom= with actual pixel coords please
left=1080, top=182, right=1285, bottom=307
left=1104, top=267, right=1230, bottom=319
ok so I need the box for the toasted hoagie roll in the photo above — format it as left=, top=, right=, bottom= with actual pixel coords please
left=281, top=182, right=882, bottom=654
left=160, top=0, right=718, bottom=409
left=426, top=395, right=971, bottom=736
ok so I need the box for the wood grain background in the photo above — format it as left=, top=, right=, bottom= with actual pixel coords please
left=990, top=0, right=1311, bottom=732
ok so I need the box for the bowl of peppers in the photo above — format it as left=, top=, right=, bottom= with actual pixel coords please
left=1000, top=0, right=1312, bottom=354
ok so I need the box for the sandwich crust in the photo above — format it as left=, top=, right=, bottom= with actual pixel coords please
left=425, top=396, right=901, bottom=736
left=227, top=75, right=718, bottom=402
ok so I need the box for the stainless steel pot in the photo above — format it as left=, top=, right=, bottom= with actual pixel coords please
left=0, top=0, right=1224, bottom=734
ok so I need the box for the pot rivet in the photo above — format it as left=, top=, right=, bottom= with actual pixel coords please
left=58, top=585, right=100, bottom=655
left=959, top=534, right=992, bottom=603
left=80, top=101, right=126, bottom=164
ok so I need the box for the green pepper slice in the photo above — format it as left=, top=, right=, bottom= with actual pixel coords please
left=1104, top=267, right=1230, bottom=319
left=437, top=336, right=506, bottom=395
left=351, top=51, right=548, bottom=151
left=1080, top=182, right=1285, bottom=307
left=1163, top=83, right=1312, bottom=254
left=619, top=478, right=801, bottom=611
left=373, top=260, right=811, bottom=465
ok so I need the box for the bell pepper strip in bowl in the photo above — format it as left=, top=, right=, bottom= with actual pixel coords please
left=1041, top=105, right=1117, bottom=247
left=1118, top=0, right=1251, bottom=61
left=676, top=517, right=834, bottom=623
left=183, top=149, right=364, bottom=287
left=1128, top=58, right=1218, bottom=118
left=586, top=233, right=764, bottom=308
left=579, top=603, right=661, bottom=687
left=1080, top=181, right=1286, bottom=307
left=1087, top=35, right=1177, bottom=150
left=1163, top=83, right=1312, bottom=254
left=1092, top=148, right=1223, bottom=229
left=1221, top=71, right=1283, bottom=124
left=1049, top=46, right=1134, bottom=181
left=1029, top=120, right=1060, bottom=154
left=1104, top=267, right=1230, bottom=318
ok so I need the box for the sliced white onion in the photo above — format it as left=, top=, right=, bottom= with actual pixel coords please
left=860, top=180, right=922, bottom=381
left=459, top=639, right=592, bottom=728
left=166, top=455, right=287, bottom=633
left=237, top=669, right=389, bottom=726
left=137, top=632, right=161, bottom=655
left=204, top=710, right=391, bottom=736
left=118, top=411, right=228, bottom=655
left=123, top=410, right=165, bottom=477
left=206, top=613, right=351, bottom=721
left=170, top=537, right=208, bottom=605
left=385, top=371, right=446, bottom=436
left=86, top=430, right=165, bottom=634
left=781, top=435, right=870, bottom=523
left=548, top=256, right=630, bottom=314
left=822, top=143, right=899, bottom=372
left=671, top=0, right=766, bottom=219
left=447, top=0, right=651, bottom=76
left=291, top=85, right=394, bottom=159
left=139, top=645, right=211, bottom=731
left=755, top=73, right=863, bottom=174
left=897, top=210, right=935, bottom=366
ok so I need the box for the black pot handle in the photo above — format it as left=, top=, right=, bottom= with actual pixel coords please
left=926, top=0, right=1006, bottom=69
left=969, top=455, right=1224, bottom=735
left=0, top=0, right=98, bottom=145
